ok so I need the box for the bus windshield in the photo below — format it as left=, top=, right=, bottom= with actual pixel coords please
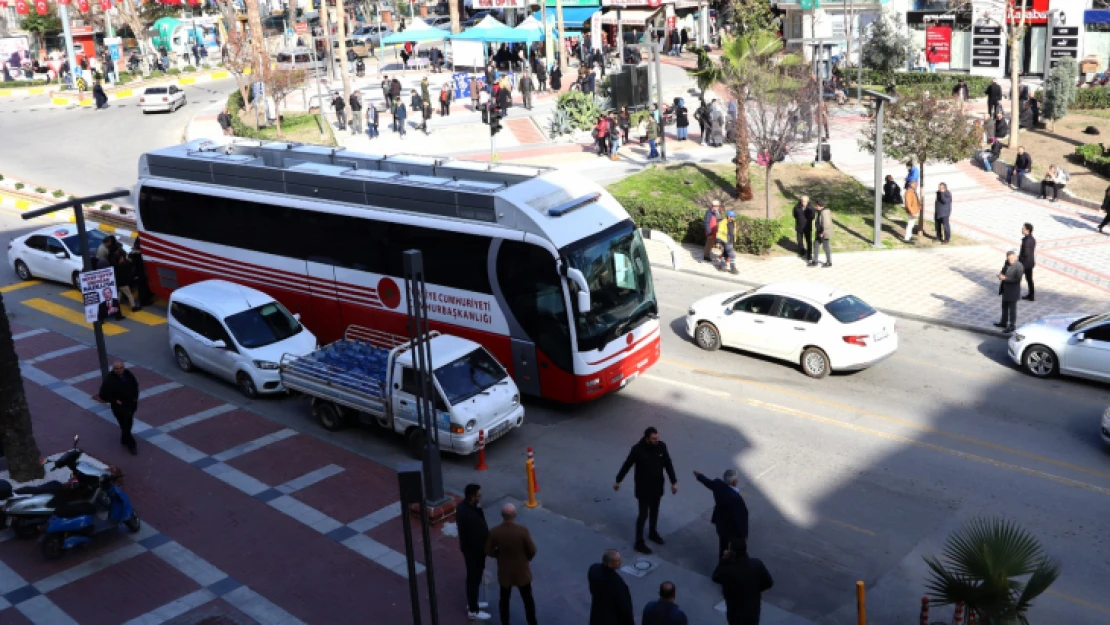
left=434, top=348, right=508, bottom=405
left=564, top=222, right=656, bottom=353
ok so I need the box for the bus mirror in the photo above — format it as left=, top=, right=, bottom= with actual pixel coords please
left=565, top=267, right=591, bottom=312
left=577, top=291, right=590, bottom=313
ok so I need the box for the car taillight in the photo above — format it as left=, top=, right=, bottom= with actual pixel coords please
left=161, top=97, right=167, bottom=102
left=843, top=335, right=869, bottom=347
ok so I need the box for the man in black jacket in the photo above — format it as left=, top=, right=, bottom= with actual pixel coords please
left=792, top=195, right=814, bottom=262
left=694, top=469, right=749, bottom=561
left=934, top=183, right=953, bottom=244
left=615, top=427, right=678, bottom=555
left=995, top=250, right=1024, bottom=334
left=587, top=550, right=634, bottom=625
left=1007, top=146, right=1032, bottom=188
left=985, top=79, right=1003, bottom=117
left=95, top=362, right=140, bottom=455
left=1019, top=223, right=1036, bottom=301
left=457, top=484, right=491, bottom=621
left=994, top=112, right=1010, bottom=141
left=713, top=539, right=774, bottom=625
left=331, top=93, right=347, bottom=131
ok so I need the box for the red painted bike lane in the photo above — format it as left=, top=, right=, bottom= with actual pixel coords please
left=2, top=324, right=470, bottom=625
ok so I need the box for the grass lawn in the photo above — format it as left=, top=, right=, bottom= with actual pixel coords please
left=993, top=112, right=1109, bottom=201
left=608, top=162, right=974, bottom=255
left=236, top=110, right=337, bottom=146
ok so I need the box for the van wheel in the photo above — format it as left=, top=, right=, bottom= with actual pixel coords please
left=407, top=428, right=426, bottom=459
left=237, top=372, right=259, bottom=399
left=314, top=402, right=345, bottom=432
left=174, top=347, right=194, bottom=372
left=801, top=347, right=830, bottom=379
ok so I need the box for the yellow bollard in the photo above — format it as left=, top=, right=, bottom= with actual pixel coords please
left=856, top=581, right=867, bottom=625
left=524, top=459, right=539, bottom=508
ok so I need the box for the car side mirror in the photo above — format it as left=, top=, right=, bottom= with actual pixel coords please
left=1075, top=333, right=1086, bottom=342
left=55, top=251, right=68, bottom=259
left=211, top=339, right=227, bottom=349
left=293, top=313, right=301, bottom=321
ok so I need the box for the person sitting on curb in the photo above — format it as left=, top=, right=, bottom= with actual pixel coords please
left=982, top=139, right=1003, bottom=173
left=882, top=175, right=902, bottom=205
left=994, top=112, right=1010, bottom=142
left=1007, top=146, right=1031, bottom=188
left=1040, top=165, right=1069, bottom=202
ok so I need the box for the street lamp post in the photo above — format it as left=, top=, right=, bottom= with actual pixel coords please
left=863, top=89, right=896, bottom=248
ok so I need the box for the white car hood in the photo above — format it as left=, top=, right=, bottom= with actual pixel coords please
left=690, top=291, right=746, bottom=316
left=1024, top=314, right=1085, bottom=331
left=242, top=328, right=317, bottom=364
left=449, top=380, right=519, bottom=427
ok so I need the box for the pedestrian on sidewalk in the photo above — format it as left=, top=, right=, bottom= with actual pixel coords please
left=703, top=201, right=721, bottom=262
left=469, top=75, right=482, bottom=110
left=675, top=99, right=689, bottom=141
left=1040, top=165, right=1068, bottom=202
left=951, top=78, right=969, bottom=102
left=588, top=550, right=634, bottom=625
left=904, top=181, right=921, bottom=242
left=390, top=76, right=402, bottom=103
left=713, top=539, right=774, bottom=625
left=485, top=503, right=538, bottom=625
left=618, top=106, right=631, bottom=143
left=695, top=100, right=708, bottom=145
left=792, top=195, right=814, bottom=261
left=537, top=62, right=548, bottom=92
left=519, top=71, right=534, bottom=110
left=349, top=91, right=363, bottom=135
left=615, top=426, right=678, bottom=555
left=608, top=111, right=622, bottom=158
left=646, top=116, right=660, bottom=159
left=811, top=200, right=833, bottom=267
left=986, top=78, right=1003, bottom=118
left=111, top=247, right=139, bottom=312
left=217, top=107, right=234, bottom=136
left=882, top=175, right=903, bottom=205
left=421, top=98, right=433, bottom=135
left=331, top=92, right=347, bottom=131
left=1020, top=223, right=1036, bottom=301
left=642, top=581, right=688, bottom=625
left=550, top=65, right=562, bottom=91
left=996, top=250, right=1024, bottom=334
left=694, top=469, right=748, bottom=561
left=367, top=105, right=379, bottom=139
left=394, top=97, right=407, bottom=137
left=1099, top=186, right=1110, bottom=233
left=458, top=484, right=492, bottom=621
left=934, top=183, right=952, bottom=243
left=440, top=82, right=452, bottom=116
left=709, top=101, right=725, bottom=147
left=904, top=161, right=919, bottom=191
left=1007, top=147, right=1033, bottom=188
left=381, top=76, right=391, bottom=102
left=128, top=240, right=155, bottom=307
left=94, top=362, right=140, bottom=455
left=717, top=211, right=739, bottom=274
left=421, top=76, right=431, bottom=107
left=594, top=115, right=610, bottom=156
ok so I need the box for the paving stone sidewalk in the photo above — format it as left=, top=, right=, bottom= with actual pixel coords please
left=2, top=324, right=468, bottom=625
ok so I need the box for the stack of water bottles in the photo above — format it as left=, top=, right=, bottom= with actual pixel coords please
left=300, top=340, right=390, bottom=398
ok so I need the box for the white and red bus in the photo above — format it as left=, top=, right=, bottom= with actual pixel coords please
left=134, top=140, right=660, bottom=402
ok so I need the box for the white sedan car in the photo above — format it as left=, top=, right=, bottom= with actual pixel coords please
left=1008, top=313, right=1110, bottom=382
left=8, top=225, right=127, bottom=288
left=139, top=85, right=186, bottom=113
left=686, top=281, right=898, bottom=378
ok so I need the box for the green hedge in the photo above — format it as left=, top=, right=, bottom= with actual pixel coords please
left=0, top=79, right=51, bottom=88
left=848, top=69, right=991, bottom=97
left=1074, top=86, right=1110, bottom=110
left=617, top=194, right=788, bottom=255
left=1075, top=143, right=1110, bottom=177
left=734, top=216, right=791, bottom=256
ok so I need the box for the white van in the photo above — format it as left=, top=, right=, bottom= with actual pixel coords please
left=168, top=280, right=317, bottom=398
left=275, top=48, right=326, bottom=72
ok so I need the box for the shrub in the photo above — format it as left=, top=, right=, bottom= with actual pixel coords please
left=1073, top=86, right=1110, bottom=110
left=99, top=203, right=113, bottom=211
left=0, top=79, right=51, bottom=88
left=51, top=189, right=65, bottom=198
left=1074, top=143, right=1110, bottom=177
left=35, top=187, right=47, bottom=194
left=616, top=195, right=704, bottom=244
left=734, top=216, right=790, bottom=256
left=0, top=174, right=4, bottom=181
left=555, top=91, right=610, bottom=132
left=183, top=66, right=197, bottom=73
left=848, top=69, right=990, bottom=97
left=151, top=71, right=166, bottom=78
left=167, top=68, right=182, bottom=75
left=15, top=182, right=24, bottom=190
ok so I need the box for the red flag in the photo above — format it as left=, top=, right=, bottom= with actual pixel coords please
left=14, top=0, right=27, bottom=13
left=33, top=0, right=47, bottom=14
left=76, top=0, right=89, bottom=11
left=99, top=0, right=111, bottom=8
left=57, top=0, right=70, bottom=5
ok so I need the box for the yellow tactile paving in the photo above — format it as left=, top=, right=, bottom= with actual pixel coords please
left=21, top=298, right=128, bottom=335
left=59, top=290, right=166, bottom=326
left=0, top=280, right=41, bottom=293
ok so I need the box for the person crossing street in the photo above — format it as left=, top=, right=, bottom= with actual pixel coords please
left=614, top=426, right=678, bottom=555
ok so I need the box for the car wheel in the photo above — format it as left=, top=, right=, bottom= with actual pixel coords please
left=314, top=402, right=345, bottom=432
left=237, top=372, right=259, bottom=399
left=694, top=322, right=721, bottom=351
left=14, top=260, right=32, bottom=281
left=1022, top=344, right=1058, bottom=378
left=801, top=347, right=830, bottom=379
left=174, top=347, right=195, bottom=373
left=71, top=271, right=80, bottom=289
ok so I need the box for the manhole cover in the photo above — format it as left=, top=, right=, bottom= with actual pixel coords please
left=634, top=560, right=652, bottom=571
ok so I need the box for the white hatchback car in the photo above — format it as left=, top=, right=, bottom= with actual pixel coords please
left=1008, top=313, right=1110, bottom=382
left=139, top=85, right=186, bottom=113
left=686, top=281, right=898, bottom=378
left=8, top=225, right=127, bottom=288
left=168, top=280, right=317, bottom=398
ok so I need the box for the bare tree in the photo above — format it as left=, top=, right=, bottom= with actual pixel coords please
left=223, top=29, right=255, bottom=120
left=954, top=0, right=1028, bottom=147
left=265, top=68, right=307, bottom=137
left=0, top=293, right=45, bottom=483
left=115, top=0, right=156, bottom=73
left=335, top=0, right=352, bottom=109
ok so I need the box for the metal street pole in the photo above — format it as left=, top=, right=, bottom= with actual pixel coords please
left=309, top=35, right=326, bottom=137
left=542, top=1, right=552, bottom=72
left=22, top=190, right=130, bottom=379
left=654, top=40, right=665, bottom=161
left=324, top=3, right=337, bottom=80
left=555, top=0, right=566, bottom=75
left=59, top=4, right=79, bottom=90
left=864, top=89, right=895, bottom=248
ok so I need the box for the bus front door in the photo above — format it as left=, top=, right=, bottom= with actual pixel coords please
left=305, top=259, right=344, bottom=343
left=510, top=339, right=542, bottom=397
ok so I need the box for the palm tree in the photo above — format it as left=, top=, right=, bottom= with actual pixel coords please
left=924, top=517, right=1061, bottom=625
left=0, top=292, right=45, bottom=482
left=695, top=28, right=785, bottom=201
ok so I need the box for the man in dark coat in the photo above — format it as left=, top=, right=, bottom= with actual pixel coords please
left=348, top=91, right=363, bottom=135
left=792, top=195, right=814, bottom=262
left=92, top=81, right=108, bottom=110
left=486, top=503, right=538, bottom=625
left=390, top=77, right=402, bottom=102
left=934, top=182, right=953, bottom=243
left=985, top=79, right=1003, bottom=117
left=457, top=484, right=491, bottom=621
left=642, top=581, right=689, bottom=625
left=614, top=426, right=678, bottom=555
left=713, top=539, right=774, bottom=625
left=410, top=90, right=424, bottom=130
left=994, top=112, right=1010, bottom=141
left=331, top=92, right=347, bottom=130
left=588, top=550, right=634, bottom=625
left=694, top=469, right=749, bottom=560
left=519, top=71, right=534, bottom=110
left=995, top=250, right=1024, bottom=334
left=394, top=98, right=407, bottom=137
left=95, top=361, right=140, bottom=455
left=1019, top=223, right=1036, bottom=301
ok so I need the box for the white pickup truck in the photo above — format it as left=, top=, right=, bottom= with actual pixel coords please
left=279, top=326, right=524, bottom=456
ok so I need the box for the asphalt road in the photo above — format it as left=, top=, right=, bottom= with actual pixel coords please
left=3, top=209, right=1108, bottom=624
left=0, top=78, right=238, bottom=199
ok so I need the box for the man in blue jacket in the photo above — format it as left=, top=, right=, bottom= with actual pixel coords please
left=904, top=161, right=919, bottom=191
left=694, top=469, right=749, bottom=561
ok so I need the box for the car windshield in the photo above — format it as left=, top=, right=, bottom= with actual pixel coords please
left=145, top=87, right=167, bottom=94
left=61, top=229, right=108, bottom=255
left=1069, top=313, right=1110, bottom=332
left=564, top=221, right=657, bottom=352
left=434, top=348, right=508, bottom=405
left=824, top=295, right=877, bottom=323
left=224, top=302, right=303, bottom=348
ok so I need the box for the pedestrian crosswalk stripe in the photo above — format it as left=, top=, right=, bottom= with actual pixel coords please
left=59, top=290, right=167, bottom=326
left=21, top=298, right=128, bottom=335
left=0, top=280, right=41, bottom=293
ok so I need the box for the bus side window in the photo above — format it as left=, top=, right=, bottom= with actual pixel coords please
left=496, top=240, right=572, bottom=373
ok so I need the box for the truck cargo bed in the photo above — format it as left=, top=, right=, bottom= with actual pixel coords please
left=279, top=340, right=391, bottom=415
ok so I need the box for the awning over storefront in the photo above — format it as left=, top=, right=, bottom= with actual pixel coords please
left=532, top=7, right=601, bottom=29
left=598, top=8, right=663, bottom=26
left=1086, top=10, right=1110, bottom=24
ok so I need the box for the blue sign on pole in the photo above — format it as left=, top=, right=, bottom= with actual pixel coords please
left=109, top=44, right=121, bottom=61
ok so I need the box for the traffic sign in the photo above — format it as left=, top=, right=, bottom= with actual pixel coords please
left=294, top=22, right=309, bottom=34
